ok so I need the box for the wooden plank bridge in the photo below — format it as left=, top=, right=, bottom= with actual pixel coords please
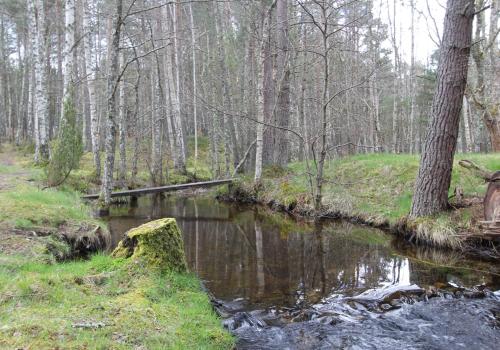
left=82, top=179, right=234, bottom=200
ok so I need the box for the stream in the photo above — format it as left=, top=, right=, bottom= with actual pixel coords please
left=107, top=194, right=500, bottom=349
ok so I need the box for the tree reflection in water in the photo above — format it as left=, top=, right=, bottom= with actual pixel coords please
left=107, top=195, right=500, bottom=309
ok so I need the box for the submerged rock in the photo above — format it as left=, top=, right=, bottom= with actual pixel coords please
left=112, top=218, right=187, bottom=271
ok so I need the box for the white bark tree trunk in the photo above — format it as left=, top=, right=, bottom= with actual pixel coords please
left=165, top=3, right=186, bottom=173
left=82, top=0, right=101, bottom=178
left=99, top=0, right=122, bottom=209
left=33, top=0, right=49, bottom=161
left=61, top=0, right=75, bottom=123
left=255, top=5, right=273, bottom=182
left=189, top=3, right=198, bottom=174
left=462, top=96, right=473, bottom=152
left=26, top=0, right=37, bottom=155
left=118, top=51, right=127, bottom=185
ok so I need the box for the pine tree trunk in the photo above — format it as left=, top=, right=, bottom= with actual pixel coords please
left=410, top=0, right=475, bottom=218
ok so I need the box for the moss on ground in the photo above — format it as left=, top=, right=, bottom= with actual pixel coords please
left=224, top=153, right=499, bottom=248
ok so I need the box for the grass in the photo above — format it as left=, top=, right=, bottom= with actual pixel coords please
left=0, top=184, right=102, bottom=230
left=0, top=254, right=234, bottom=349
left=226, top=152, right=500, bottom=248
left=0, top=144, right=234, bottom=349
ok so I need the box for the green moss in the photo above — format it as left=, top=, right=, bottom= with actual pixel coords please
left=113, top=218, right=187, bottom=272
left=0, top=254, right=234, bottom=349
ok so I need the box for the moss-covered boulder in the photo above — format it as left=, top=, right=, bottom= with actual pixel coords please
left=112, top=218, right=187, bottom=272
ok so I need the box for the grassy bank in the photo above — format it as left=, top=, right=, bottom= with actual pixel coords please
left=0, top=145, right=234, bottom=349
left=222, top=153, right=499, bottom=249
left=0, top=254, right=233, bottom=349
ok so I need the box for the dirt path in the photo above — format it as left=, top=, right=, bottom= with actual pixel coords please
left=0, top=145, right=33, bottom=190
left=0, top=146, right=49, bottom=257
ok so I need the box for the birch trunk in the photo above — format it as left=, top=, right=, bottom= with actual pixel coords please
left=462, top=96, right=473, bottom=152
left=188, top=3, right=198, bottom=174
left=82, top=0, right=100, bottom=178
left=0, top=14, right=5, bottom=143
left=409, top=0, right=416, bottom=154
left=167, top=3, right=186, bottom=173
left=27, top=0, right=35, bottom=142
left=61, top=0, right=75, bottom=123
left=99, top=0, right=122, bottom=209
left=151, top=54, right=163, bottom=186
left=34, top=0, right=49, bottom=161
left=275, top=0, right=290, bottom=166
left=81, top=0, right=101, bottom=179
left=214, top=4, right=233, bottom=176
left=255, top=4, right=274, bottom=182
left=172, top=1, right=186, bottom=171
left=118, top=52, right=127, bottom=185
left=130, top=65, right=140, bottom=185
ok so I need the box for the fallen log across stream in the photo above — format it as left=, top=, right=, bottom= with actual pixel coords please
left=81, top=179, right=234, bottom=200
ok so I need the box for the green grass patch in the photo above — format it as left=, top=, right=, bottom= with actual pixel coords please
left=0, top=254, right=234, bottom=349
left=0, top=184, right=100, bottom=229
left=0, top=146, right=233, bottom=349
left=237, top=152, right=499, bottom=247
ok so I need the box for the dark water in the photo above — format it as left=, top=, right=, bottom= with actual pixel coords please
left=107, top=194, right=500, bottom=349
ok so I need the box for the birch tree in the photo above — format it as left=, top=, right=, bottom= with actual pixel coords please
left=33, top=0, right=49, bottom=162
left=99, top=0, right=123, bottom=210
left=61, top=0, right=75, bottom=123
left=255, top=1, right=275, bottom=182
left=82, top=0, right=101, bottom=178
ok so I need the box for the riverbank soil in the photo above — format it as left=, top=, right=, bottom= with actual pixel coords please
left=0, top=144, right=234, bottom=349
left=220, top=153, right=500, bottom=253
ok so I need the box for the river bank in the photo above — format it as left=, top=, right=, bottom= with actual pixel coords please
left=218, top=153, right=499, bottom=256
left=107, top=194, right=500, bottom=350
left=0, top=144, right=234, bottom=349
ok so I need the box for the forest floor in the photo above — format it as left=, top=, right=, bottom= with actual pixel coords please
left=0, top=144, right=234, bottom=349
left=220, top=153, right=500, bottom=254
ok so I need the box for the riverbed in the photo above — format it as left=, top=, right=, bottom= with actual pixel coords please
left=107, top=194, right=500, bottom=349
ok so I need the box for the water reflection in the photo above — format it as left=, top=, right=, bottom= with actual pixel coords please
left=107, top=194, right=500, bottom=309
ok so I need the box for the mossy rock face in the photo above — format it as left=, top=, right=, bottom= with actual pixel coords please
left=112, top=218, right=187, bottom=272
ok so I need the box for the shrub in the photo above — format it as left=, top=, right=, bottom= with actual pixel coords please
left=46, top=94, right=83, bottom=187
